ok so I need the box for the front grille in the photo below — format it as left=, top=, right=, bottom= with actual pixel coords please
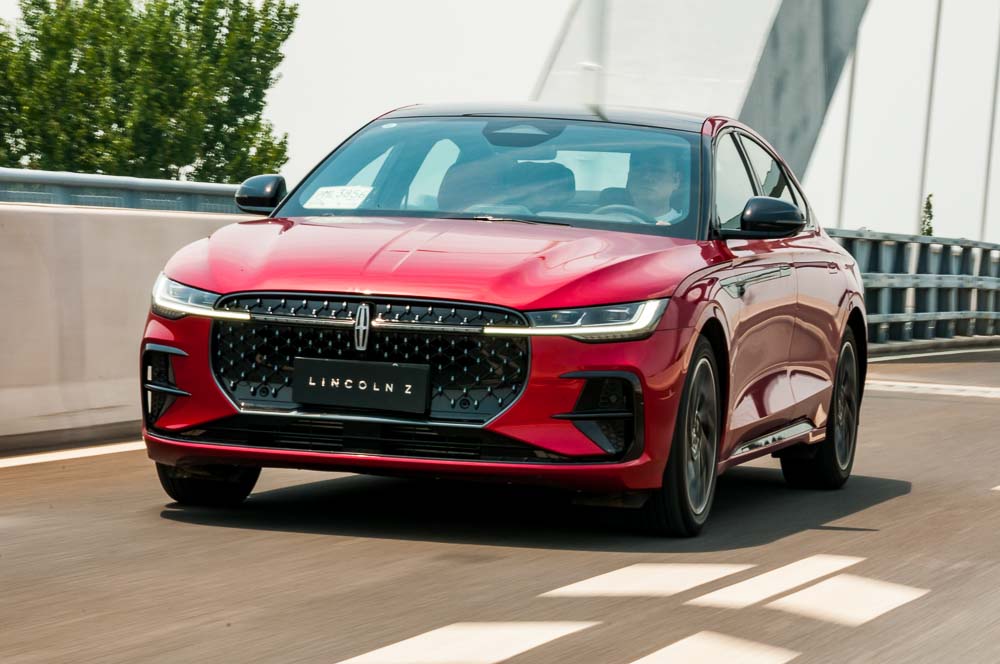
left=161, top=415, right=575, bottom=463
left=211, top=294, right=530, bottom=423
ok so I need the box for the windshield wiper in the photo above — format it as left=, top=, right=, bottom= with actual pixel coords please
left=460, top=215, right=572, bottom=227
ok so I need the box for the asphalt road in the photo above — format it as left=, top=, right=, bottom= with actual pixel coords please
left=2, top=350, right=999, bottom=663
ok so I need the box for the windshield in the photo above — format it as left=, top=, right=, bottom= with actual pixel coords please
left=278, top=117, right=701, bottom=238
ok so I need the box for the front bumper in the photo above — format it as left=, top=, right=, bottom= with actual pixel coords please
left=141, top=313, right=693, bottom=491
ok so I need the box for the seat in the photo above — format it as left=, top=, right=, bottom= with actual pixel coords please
left=503, top=162, right=576, bottom=212
left=597, top=187, right=635, bottom=207
left=437, top=158, right=507, bottom=211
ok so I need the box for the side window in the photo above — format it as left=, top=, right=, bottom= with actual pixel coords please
left=406, top=139, right=460, bottom=209
left=739, top=137, right=797, bottom=206
left=714, top=134, right=755, bottom=229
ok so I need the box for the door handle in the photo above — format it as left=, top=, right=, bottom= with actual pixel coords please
left=720, top=265, right=791, bottom=298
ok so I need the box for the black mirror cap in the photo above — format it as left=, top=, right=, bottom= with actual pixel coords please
left=235, top=174, right=287, bottom=215
left=720, top=197, right=806, bottom=240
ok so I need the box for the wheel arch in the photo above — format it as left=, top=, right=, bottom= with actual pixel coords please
left=845, top=306, right=868, bottom=401
left=697, top=316, right=730, bottom=425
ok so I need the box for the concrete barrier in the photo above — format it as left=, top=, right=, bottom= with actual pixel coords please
left=0, top=203, right=254, bottom=452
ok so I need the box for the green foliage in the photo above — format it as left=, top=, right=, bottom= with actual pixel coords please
left=921, top=193, right=934, bottom=236
left=0, top=0, right=297, bottom=182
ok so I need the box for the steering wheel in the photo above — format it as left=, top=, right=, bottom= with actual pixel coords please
left=591, top=204, right=658, bottom=225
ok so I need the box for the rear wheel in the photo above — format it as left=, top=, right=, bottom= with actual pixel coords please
left=156, top=463, right=260, bottom=507
left=780, top=329, right=860, bottom=489
left=642, top=336, right=720, bottom=537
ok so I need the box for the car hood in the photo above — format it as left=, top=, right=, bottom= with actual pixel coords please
left=165, top=216, right=716, bottom=310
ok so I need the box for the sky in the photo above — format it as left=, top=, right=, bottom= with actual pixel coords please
left=805, top=0, right=1000, bottom=242
left=264, top=0, right=572, bottom=183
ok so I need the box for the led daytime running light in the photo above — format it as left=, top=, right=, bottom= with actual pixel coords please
left=152, top=274, right=250, bottom=321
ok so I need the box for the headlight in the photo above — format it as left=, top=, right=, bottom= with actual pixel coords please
left=151, top=273, right=249, bottom=320
left=485, top=299, right=668, bottom=341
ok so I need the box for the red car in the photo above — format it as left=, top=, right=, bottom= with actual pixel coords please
left=142, top=103, right=866, bottom=536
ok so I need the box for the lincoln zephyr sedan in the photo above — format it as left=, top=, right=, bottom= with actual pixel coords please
left=141, top=103, right=866, bottom=536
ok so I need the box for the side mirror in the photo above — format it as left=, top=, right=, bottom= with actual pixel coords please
left=719, top=197, right=806, bottom=240
left=235, top=174, right=287, bottom=215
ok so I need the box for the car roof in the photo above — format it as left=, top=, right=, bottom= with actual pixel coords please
left=381, top=102, right=712, bottom=133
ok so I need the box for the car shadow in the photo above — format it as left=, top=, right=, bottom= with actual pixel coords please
left=159, top=465, right=911, bottom=553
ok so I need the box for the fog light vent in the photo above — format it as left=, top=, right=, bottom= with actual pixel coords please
left=142, top=344, right=190, bottom=426
left=554, top=373, right=643, bottom=459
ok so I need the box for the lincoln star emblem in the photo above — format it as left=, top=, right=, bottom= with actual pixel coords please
left=354, top=303, right=370, bottom=352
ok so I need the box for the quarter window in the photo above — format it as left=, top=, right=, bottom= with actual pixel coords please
left=714, top=134, right=755, bottom=230
left=740, top=137, right=797, bottom=205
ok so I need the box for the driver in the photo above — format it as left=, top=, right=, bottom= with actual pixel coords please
left=626, top=146, right=683, bottom=224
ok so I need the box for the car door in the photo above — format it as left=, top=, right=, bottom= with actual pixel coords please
left=711, top=132, right=799, bottom=457
left=738, top=135, right=845, bottom=430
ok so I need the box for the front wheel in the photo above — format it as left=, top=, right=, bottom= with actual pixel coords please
left=642, top=336, right=720, bottom=537
left=780, top=329, right=860, bottom=489
left=156, top=463, right=260, bottom=507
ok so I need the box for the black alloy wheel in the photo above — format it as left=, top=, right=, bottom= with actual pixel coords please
left=780, top=328, right=860, bottom=489
left=642, top=335, right=720, bottom=537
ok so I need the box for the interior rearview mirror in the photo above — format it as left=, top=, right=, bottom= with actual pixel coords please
left=719, top=196, right=806, bottom=240
left=235, top=174, right=287, bottom=215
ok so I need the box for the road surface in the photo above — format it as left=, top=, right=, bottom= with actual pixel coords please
left=2, top=349, right=999, bottom=663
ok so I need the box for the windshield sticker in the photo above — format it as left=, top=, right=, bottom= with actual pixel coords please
left=303, top=186, right=372, bottom=209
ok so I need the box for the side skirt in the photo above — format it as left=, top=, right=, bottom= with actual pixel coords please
left=718, top=420, right=823, bottom=472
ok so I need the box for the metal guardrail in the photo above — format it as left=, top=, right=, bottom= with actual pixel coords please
left=0, top=167, right=240, bottom=214
left=828, top=229, right=1000, bottom=346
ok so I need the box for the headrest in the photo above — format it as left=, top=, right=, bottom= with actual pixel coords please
left=437, top=159, right=505, bottom=211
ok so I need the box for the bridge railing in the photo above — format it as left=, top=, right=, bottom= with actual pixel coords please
left=0, top=167, right=241, bottom=214
left=827, top=229, right=1000, bottom=349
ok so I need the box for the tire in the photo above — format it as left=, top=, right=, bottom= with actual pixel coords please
left=780, top=328, right=860, bottom=489
left=156, top=463, right=260, bottom=507
left=642, top=336, right=720, bottom=537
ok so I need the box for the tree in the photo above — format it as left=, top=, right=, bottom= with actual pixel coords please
left=921, top=193, right=934, bottom=236
left=0, top=0, right=297, bottom=182
left=0, top=21, right=18, bottom=165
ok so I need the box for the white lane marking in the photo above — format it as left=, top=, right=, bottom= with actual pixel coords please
left=335, top=621, right=597, bottom=664
left=0, top=441, right=145, bottom=469
left=865, top=380, right=1000, bottom=400
left=541, top=563, right=753, bottom=598
left=629, top=631, right=799, bottom=664
left=870, top=347, right=1000, bottom=362
left=686, top=555, right=864, bottom=609
left=765, top=574, right=929, bottom=626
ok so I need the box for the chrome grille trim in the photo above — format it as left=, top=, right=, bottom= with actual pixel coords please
left=215, top=292, right=529, bottom=331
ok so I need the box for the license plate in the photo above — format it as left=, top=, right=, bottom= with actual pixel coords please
left=292, top=358, right=430, bottom=414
